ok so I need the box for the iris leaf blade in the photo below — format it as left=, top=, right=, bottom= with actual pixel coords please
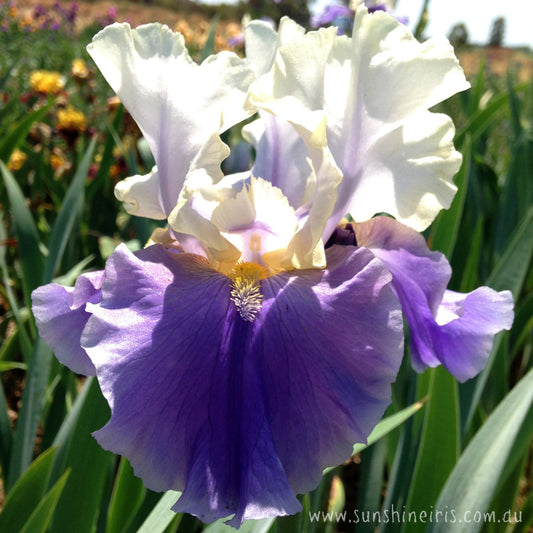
left=7, top=338, right=53, bottom=490
left=351, top=399, right=426, bottom=457
left=106, top=456, right=146, bottom=533
left=137, top=490, right=182, bottom=533
left=0, top=161, right=45, bottom=310
left=48, top=376, right=113, bottom=533
left=0, top=447, right=57, bottom=532
left=464, top=206, right=533, bottom=430
left=204, top=517, right=276, bottom=533
left=455, top=80, right=529, bottom=147
left=402, top=367, right=459, bottom=533
left=42, top=136, right=96, bottom=284
left=427, top=365, right=533, bottom=533
left=0, top=381, right=12, bottom=480
left=321, top=399, right=425, bottom=477
left=0, top=100, right=54, bottom=161
left=429, top=135, right=471, bottom=259
left=19, top=469, right=70, bottom=533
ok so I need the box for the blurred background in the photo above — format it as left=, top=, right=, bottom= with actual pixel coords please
left=1, top=2, right=532, bottom=533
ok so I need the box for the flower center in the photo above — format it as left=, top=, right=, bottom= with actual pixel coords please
left=228, top=262, right=267, bottom=322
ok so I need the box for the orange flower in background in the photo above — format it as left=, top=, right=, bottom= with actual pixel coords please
left=71, top=58, right=90, bottom=80
left=6, top=149, right=27, bottom=171
left=30, top=70, right=65, bottom=94
left=56, top=106, right=86, bottom=132
left=50, top=152, right=66, bottom=171
left=106, top=95, right=121, bottom=112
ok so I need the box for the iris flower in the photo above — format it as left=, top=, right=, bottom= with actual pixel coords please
left=32, top=8, right=513, bottom=527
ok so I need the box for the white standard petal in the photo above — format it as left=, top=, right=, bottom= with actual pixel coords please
left=249, top=8, right=469, bottom=235
left=211, top=177, right=299, bottom=271
left=326, top=6, right=470, bottom=231
left=347, top=111, right=462, bottom=230
left=244, top=17, right=306, bottom=78
left=114, top=167, right=166, bottom=220
left=88, top=23, right=255, bottom=217
left=242, top=113, right=313, bottom=209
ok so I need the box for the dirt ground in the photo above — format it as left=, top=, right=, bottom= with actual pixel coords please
left=16, top=0, right=195, bottom=28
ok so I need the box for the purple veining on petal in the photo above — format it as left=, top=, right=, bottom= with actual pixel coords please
left=81, top=242, right=403, bottom=525
left=32, top=271, right=104, bottom=375
left=355, top=216, right=514, bottom=381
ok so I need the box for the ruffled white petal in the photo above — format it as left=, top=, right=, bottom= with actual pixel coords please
left=328, top=7, right=469, bottom=231
left=244, top=17, right=306, bottom=78
left=242, top=114, right=313, bottom=209
left=244, top=20, right=278, bottom=77
left=347, top=111, right=462, bottom=230
left=88, top=23, right=255, bottom=216
left=249, top=7, right=469, bottom=234
left=114, top=168, right=166, bottom=220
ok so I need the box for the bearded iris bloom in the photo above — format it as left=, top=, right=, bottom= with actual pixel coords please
left=32, top=7, right=514, bottom=527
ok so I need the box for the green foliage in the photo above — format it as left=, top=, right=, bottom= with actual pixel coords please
left=0, top=7, right=531, bottom=533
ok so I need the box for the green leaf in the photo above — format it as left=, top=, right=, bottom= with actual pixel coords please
left=485, top=454, right=527, bottom=533
left=48, top=377, right=113, bottom=533
left=429, top=135, right=471, bottom=258
left=517, top=489, right=533, bottom=532
left=0, top=361, right=27, bottom=371
left=19, top=469, right=70, bottom=533
left=0, top=161, right=45, bottom=309
left=458, top=217, right=483, bottom=292
left=87, top=106, right=123, bottom=199
left=0, top=447, right=57, bottom=532
left=464, top=206, right=533, bottom=429
left=106, top=456, right=146, bottom=533
left=352, top=400, right=426, bottom=457
left=320, top=400, right=425, bottom=477
left=357, top=439, right=387, bottom=533
left=455, top=80, right=530, bottom=147
left=402, top=367, right=459, bottom=533
left=199, top=14, right=220, bottom=62
left=137, top=491, right=181, bottom=533
left=52, top=254, right=95, bottom=287
left=427, top=365, right=533, bottom=533
left=42, top=137, right=96, bottom=283
left=204, top=517, right=275, bottom=533
left=0, top=381, right=12, bottom=480
left=0, top=100, right=54, bottom=161
left=0, top=211, right=33, bottom=361
left=7, top=338, right=53, bottom=490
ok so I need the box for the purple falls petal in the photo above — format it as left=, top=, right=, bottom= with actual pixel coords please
left=355, top=216, right=514, bottom=381
left=81, top=242, right=403, bottom=526
left=31, top=271, right=104, bottom=375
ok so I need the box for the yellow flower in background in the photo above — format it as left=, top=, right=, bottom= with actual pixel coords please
left=7, top=149, right=27, bottom=171
left=30, top=70, right=65, bottom=94
left=56, top=106, right=86, bottom=132
left=71, top=58, right=90, bottom=80
left=50, top=152, right=66, bottom=171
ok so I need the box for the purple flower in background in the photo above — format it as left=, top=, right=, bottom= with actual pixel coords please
left=32, top=8, right=513, bottom=527
left=33, top=4, right=47, bottom=18
left=311, top=4, right=353, bottom=27
left=312, top=0, right=408, bottom=33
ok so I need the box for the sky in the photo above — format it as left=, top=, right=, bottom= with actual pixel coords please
left=196, top=0, right=533, bottom=49
left=393, top=0, right=533, bottom=49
